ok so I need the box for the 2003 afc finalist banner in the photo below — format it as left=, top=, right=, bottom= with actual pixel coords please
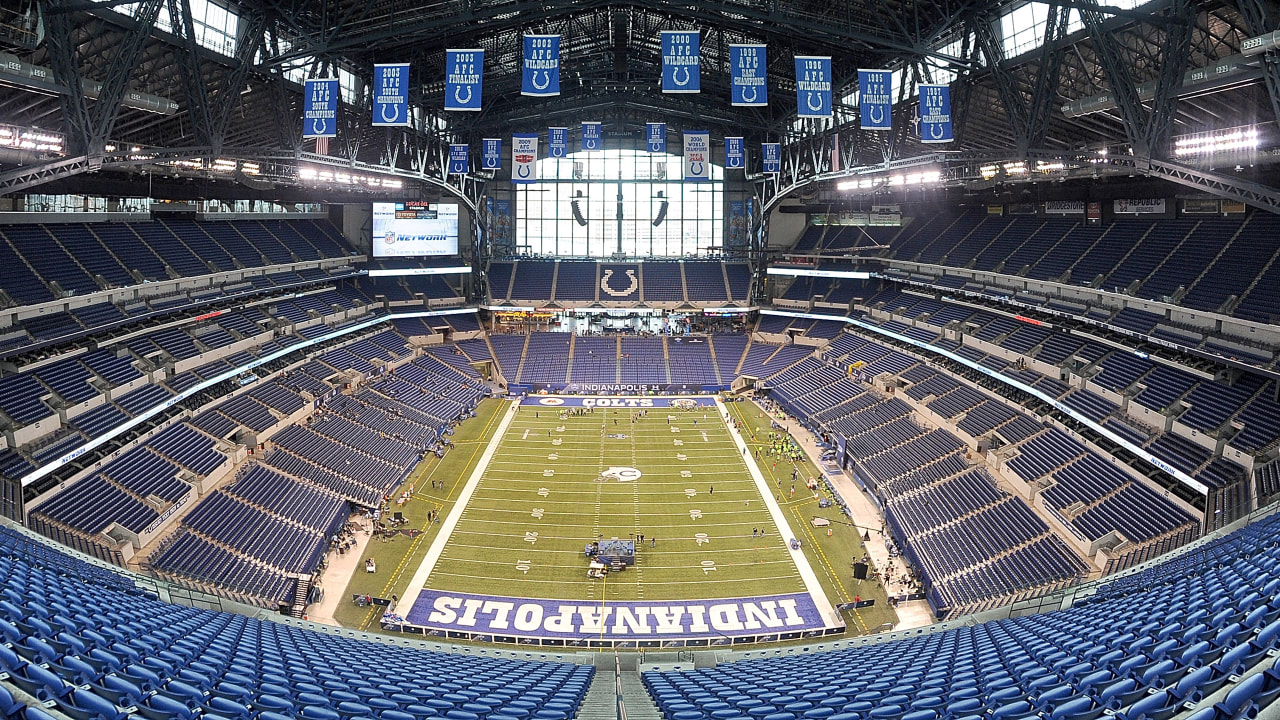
left=400, top=590, right=827, bottom=641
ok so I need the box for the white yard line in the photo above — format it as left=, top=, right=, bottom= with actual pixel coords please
left=398, top=398, right=520, bottom=615
left=716, top=397, right=843, bottom=630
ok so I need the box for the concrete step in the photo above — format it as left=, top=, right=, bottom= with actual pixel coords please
left=620, top=672, right=663, bottom=720
left=576, top=669, right=620, bottom=720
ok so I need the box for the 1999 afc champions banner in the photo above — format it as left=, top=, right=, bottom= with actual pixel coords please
left=661, top=31, right=700, bottom=93
left=646, top=123, right=667, bottom=153
left=448, top=144, right=469, bottom=175
left=522, top=35, right=560, bottom=96
left=548, top=127, right=568, bottom=158
left=512, top=134, right=539, bottom=184
left=730, top=44, right=767, bottom=106
left=724, top=137, right=744, bottom=169
left=482, top=138, right=502, bottom=170
left=795, top=56, right=832, bottom=119
left=858, top=69, right=892, bottom=130
left=919, top=84, right=954, bottom=143
left=372, top=64, right=409, bottom=126
left=444, top=49, right=484, bottom=111
left=581, top=122, right=602, bottom=151
left=683, top=131, right=710, bottom=182
left=303, top=78, right=339, bottom=137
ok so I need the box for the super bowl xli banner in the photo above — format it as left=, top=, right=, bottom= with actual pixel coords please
left=661, top=31, right=700, bottom=93
left=683, top=131, right=710, bottom=182
left=548, top=127, right=568, bottom=158
left=859, top=69, right=892, bottom=130
left=730, top=44, right=767, bottom=106
left=372, top=64, right=409, bottom=126
left=795, top=56, right=831, bottom=119
left=724, top=137, right=744, bottom=169
left=303, top=78, right=339, bottom=137
left=762, top=142, right=780, bottom=173
left=646, top=123, right=666, bottom=153
left=482, top=138, right=502, bottom=170
left=448, top=144, right=469, bottom=175
left=522, top=35, right=560, bottom=97
left=920, top=84, right=953, bottom=143
left=581, top=122, right=602, bottom=151
left=512, top=134, right=538, bottom=184
left=444, top=49, right=483, bottom=111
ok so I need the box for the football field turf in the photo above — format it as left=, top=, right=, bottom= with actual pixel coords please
left=418, top=400, right=811, bottom=604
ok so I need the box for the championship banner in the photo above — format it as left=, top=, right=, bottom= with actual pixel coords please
left=522, top=35, right=560, bottom=97
left=448, top=144, right=469, bottom=175
left=512, top=134, right=539, bottom=184
left=795, top=56, right=832, bottom=119
left=548, top=127, right=568, bottom=158
left=683, top=131, right=710, bottom=182
left=444, top=49, right=484, bottom=111
left=858, top=70, right=892, bottom=130
left=730, top=44, right=767, bottom=106
left=919, top=84, right=953, bottom=143
left=303, top=78, right=339, bottom=137
left=661, top=30, right=701, bottom=93
left=646, top=123, right=667, bottom=153
left=482, top=138, right=502, bottom=170
left=372, top=64, right=410, bottom=126
left=762, top=142, right=781, bottom=173
left=581, top=121, right=602, bottom=151
left=725, top=136, right=744, bottom=169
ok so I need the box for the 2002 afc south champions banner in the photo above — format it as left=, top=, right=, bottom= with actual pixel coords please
left=372, top=64, right=409, bottom=126
left=444, top=49, right=483, bottom=111
left=661, top=31, right=700, bottom=93
left=683, top=131, right=710, bottom=182
left=522, top=35, right=560, bottom=96
left=303, top=78, right=339, bottom=137
left=512, top=134, right=538, bottom=184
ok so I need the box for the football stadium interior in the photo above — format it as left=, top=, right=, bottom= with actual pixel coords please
left=4, top=0, right=1280, bottom=719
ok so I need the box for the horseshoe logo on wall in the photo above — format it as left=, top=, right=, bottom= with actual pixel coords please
left=601, top=268, right=639, bottom=297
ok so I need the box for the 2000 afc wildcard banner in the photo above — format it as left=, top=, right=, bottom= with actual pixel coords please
left=372, top=64, right=409, bottom=126
left=444, top=49, right=483, bottom=111
left=795, top=56, right=832, bottom=118
left=482, top=138, right=502, bottom=170
left=730, top=44, right=767, bottom=106
left=522, top=35, right=560, bottom=96
left=661, top=31, right=700, bottom=93
left=512, top=134, right=539, bottom=184
left=683, top=131, right=710, bottom=182
left=646, top=123, right=666, bottom=153
left=303, top=78, right=339, bottom=137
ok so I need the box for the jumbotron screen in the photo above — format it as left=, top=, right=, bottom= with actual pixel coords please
left=372, top=202, right=460, bottom=257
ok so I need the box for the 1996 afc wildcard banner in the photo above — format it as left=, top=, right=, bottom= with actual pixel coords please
left=522, top=35, right=560, bottom=96
left=730, top=44, right=768, bottom=106
left=661, top=31, right=700, bottom=93
left=444, top=49, right=483, bottom=111
left=372, top=64, right=409, bottom=126
left=683, top=131, right=710, bottom=182
left=795, top=56, right=832, bottom=118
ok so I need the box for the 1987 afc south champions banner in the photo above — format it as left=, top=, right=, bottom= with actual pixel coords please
left=522, top=35, right=560, bottom=96
left=512, top=134, right=539, bottom=184
left=661, top=31, right=700, bottom=93
left=683, top=131, right=710, bottom=182
left=303, top=78, right=339, bottom=137
left=444, top=49, right=483, bottom=111
left=372, top=64, right=409, bottom=126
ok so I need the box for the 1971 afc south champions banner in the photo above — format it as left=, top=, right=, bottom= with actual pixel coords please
left=522, top=35, right=560, bottom=96
left=661, top=31, right=700, bottom=93
left=444, top=49, right=484, bottom=111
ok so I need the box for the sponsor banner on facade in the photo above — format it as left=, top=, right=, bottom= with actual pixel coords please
left=522, top=35, right=560, bottom=96
left=372, top=63, right=410, bottom=126
left=1087, top=201, right=1102, bottom=221
left=444, top=50, right=484, bottom=111
left=403, top=589, right=825, bottom=640
left=1114, top=198, right=1166, bottom=214
left=661, top=31, right=701, bottom=93
left=1222, top=200, right=1246, bottom=214
left=1182, top=198, right=1221, bottom=215
left=1044, top=200, right=1085, bottom=215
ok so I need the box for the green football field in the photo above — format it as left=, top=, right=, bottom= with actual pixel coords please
left=419, top=401, right=810, bottom=603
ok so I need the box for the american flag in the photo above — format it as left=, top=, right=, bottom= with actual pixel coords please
left=315, top=137, right=329, bottom=155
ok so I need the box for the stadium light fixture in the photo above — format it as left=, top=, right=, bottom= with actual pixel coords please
left=1174, top=127, right=1259, bottom=156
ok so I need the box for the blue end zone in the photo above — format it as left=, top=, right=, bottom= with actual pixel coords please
left=520, top=395, right=718, bottom=408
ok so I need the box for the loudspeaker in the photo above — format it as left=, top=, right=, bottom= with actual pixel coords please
left=853, top=562, right=869, bottom=580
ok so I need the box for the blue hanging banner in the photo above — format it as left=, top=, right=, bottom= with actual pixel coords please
left=762, top=143, right=781, bottom=173
left=303, top=78, right=339, bottom=137
left=372, top=64, right=409, bottom=126
left=725, top=137, right=744, bottom=169
left=661, top=31, right=701, bottom=93
left=448, top=144, right=469, bottom=175
left=683, top=131, right=710, bottom=182
left=444, top=49, right=484, bottom=111
left=548, top=127, right=568, bottom=158
left=730, top=44, right=768, bottom=106
left=920, top=84, right=954, bottom=143
left=646, top=123, right=667, bottom=153
left=482, top=138, right=502, bottom=170
left=859, top=69, right=893, bottom=130
left=581, top=122, right=602, bottom=151
left=522, top=35, right=560, bottom=96
left=795, top=56, right=832, bottom=119
left=512, top=134, right=539, bottom=184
